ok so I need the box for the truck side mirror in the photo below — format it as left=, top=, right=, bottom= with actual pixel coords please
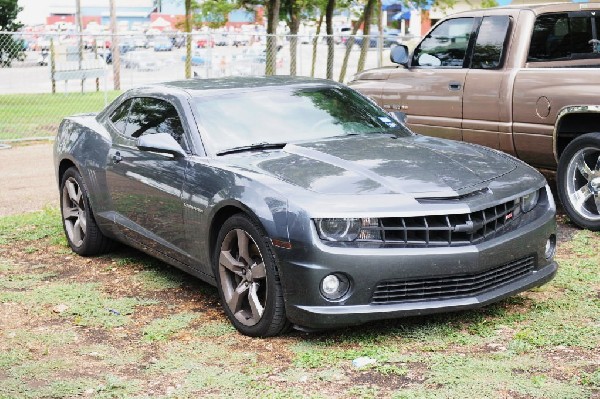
left=390, top=45, right=410, bottom=67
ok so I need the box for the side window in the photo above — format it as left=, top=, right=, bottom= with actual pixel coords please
left=124, top=97, right=186, bottom=146
left=109, top=99, right=133, bottom=134
left=528, top=12, right=599, bottom=62
left=412, top=18, right=476, bottom=67
left=471, top=16, right=511, bottom=69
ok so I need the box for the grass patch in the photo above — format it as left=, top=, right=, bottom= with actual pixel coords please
left=0, top=208, right=597, bottom=397
left=0, top=271, right=57, bottom=290
left=0, top=281, right=155, bottom=328
left=142, top=312, right=196, bottom=342
left=394, top=353, right=588, bottom=399
left=0, top=376, right=96, bottom=399
left=292, top=340, right=398, bottom=369
left=195, top=320, right=236, bottom=337
left=135, top=267, right=185, bottom=291
left=0, top=91, right=120, bottom=140
left=0, top=207, right=64, bottom=245
left=78, top=344, right=144, bottom=367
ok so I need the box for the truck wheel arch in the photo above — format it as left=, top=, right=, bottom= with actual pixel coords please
left=553, top=105, right=600, bottom=162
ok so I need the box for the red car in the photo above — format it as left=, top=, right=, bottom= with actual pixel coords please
left=196, top=35, right=215, bottom=48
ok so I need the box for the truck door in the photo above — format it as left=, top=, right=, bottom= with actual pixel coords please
left=383, top=17, right=476, bottom=141
left=463, top=15, right=512, bottom=150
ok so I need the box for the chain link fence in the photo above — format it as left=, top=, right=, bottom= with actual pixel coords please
left=0, top=30, right=419, bottom=142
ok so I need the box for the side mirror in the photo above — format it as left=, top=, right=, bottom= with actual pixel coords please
left=390, top=45, right=410, bottom=67
left=137, top=133, right=186, bottom=157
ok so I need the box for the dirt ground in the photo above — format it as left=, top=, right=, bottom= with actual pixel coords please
left=0, top=142, right=57, bottom=216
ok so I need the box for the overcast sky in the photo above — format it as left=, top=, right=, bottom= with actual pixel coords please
left=18, top=0, right=51, bottom=25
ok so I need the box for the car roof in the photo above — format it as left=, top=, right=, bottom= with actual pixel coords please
left=145, top=76, right=341, bottom=97
left=449, top=2, right=599, bottom=17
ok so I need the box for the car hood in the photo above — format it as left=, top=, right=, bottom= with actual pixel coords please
left=229, top=135, right=517, bottom=197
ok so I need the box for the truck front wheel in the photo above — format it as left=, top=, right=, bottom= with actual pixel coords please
left=557, top=133, right=600, bottom=230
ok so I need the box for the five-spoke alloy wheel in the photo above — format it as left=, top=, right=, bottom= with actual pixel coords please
left=214, top=214, right=289, bottom=337
left=557, top=133, right=600, bottom=231
left=60, top=167, right=113, bottom=255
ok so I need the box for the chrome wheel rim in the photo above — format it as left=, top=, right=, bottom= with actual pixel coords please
left=218, top=229, right=267, bottom=326
left=62, top=177, right=87, bottom=247
left=566, top=147, right=600, bottom=222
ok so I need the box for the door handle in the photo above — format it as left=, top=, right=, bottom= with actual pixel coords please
left=113, top=151, right=122, bottom=164
left=448, top=82, right=462, bottom=91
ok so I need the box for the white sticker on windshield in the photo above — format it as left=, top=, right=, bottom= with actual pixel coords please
left=378, top=116, right=397, bottom=127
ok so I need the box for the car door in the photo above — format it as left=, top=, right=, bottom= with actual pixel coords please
left=462, top=15, right=513, bottom=150
left=105, top=96, right=191, bottom=264
left=381, top=17, right=477, bottom=141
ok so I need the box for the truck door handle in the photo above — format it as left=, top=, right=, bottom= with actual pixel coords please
left=448, top=82, right=462, bottom=91
left=113, top=151, right=122, bottom=164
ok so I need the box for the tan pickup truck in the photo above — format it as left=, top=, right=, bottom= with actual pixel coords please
left=349, top=3, right=600, bottom=230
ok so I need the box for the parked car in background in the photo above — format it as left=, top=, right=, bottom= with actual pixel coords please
left=182, top=50, right=209, bottom=66
left=172, top=35, right=185, bottom=48
left=54, top=76, right=557, bottom=337
left=353, top=28, right=403, bottom=48
left=133, top=35, right=148, bottom=48
left=231, top=45, right=284, bottom=75
left=196, top=34, right=215, bottom=48
left=350, top=3, right=600, bottom=230
left=214, top=34, right=231, bottom=47
left=99, top=46, right=130, bottom=64
left=154, top=37, right=173, bottom=51
left=119, top=38, right=136, bottom=53
left=122, top=52, right=160, bottom=70
left=232, top=34, right=250, bottom=47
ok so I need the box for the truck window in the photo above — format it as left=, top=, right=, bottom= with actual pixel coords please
left=528, top=12, right=600, bottom=62
left=412, top=18, right=476, bottom=68
left=471, top=16, right=511, bottom=69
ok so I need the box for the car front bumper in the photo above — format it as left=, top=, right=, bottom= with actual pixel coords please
left=276, top=204, right=557, bottom=330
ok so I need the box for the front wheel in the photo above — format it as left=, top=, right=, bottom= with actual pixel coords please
left=60, top=167, right=114, bottom=255
left=557, top=133, right=600, bottom=230
left=213, top=214, right=289, bottom=337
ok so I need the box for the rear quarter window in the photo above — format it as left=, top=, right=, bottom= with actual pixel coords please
left=528, top=11, right=600, bottom=62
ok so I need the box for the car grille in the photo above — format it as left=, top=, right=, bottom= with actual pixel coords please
left=360, top=200, right=519, bottom=247
left=371, top=256, right=535, bottom=304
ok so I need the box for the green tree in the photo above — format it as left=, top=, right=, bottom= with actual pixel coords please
left=0, top=0, right=24, bottom=67
left=196, top=0, right=237, bottom=29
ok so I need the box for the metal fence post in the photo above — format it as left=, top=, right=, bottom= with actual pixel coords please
left=50, top=38, right=56, bottom=94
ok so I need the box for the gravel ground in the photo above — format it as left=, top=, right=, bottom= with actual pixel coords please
left=0, top=142, right=57, bottom=216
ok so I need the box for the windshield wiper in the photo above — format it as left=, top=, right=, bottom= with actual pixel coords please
left=216, top=142, right=287, bottom=156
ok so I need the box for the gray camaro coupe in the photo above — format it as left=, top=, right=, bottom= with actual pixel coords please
left=54, top=76, right=558, bottom=337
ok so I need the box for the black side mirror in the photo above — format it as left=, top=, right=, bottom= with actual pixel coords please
left=137, top=133, right=186, bottom=157
left=390, top=45, right=410, bottom=67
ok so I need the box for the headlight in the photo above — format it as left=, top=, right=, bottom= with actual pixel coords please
left=315, top=218, right=361, bottom=241
left=314, top=218, right=382, bottom=242
left=521, top=190, right=540, bottom=213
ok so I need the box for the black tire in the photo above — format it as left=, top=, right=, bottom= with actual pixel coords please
left=213, top=213, right=290, bottom=337
left=60, top=167, right=114, bottom=255
left=557, top=132, right=600, bottom=231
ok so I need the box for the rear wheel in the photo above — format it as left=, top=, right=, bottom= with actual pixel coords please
left=213, top=214, right=289, bottom=337
left=60, top=167, right=113, bottom=255
left=557, top=133, right=600, bottom=231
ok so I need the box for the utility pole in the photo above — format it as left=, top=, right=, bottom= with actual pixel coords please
left=76, top=0, right=84, bottom=92
left=110, top=0, right=121, bottom=90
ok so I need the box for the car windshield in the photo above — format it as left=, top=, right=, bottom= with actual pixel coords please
left=194, top=85, right=412, bottom=154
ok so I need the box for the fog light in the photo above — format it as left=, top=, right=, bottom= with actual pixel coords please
left=320, top=273, right=350, bottom=300
left=545, top=235, right=556, bottom=259
left=322, top=275, right=340, bottom=294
